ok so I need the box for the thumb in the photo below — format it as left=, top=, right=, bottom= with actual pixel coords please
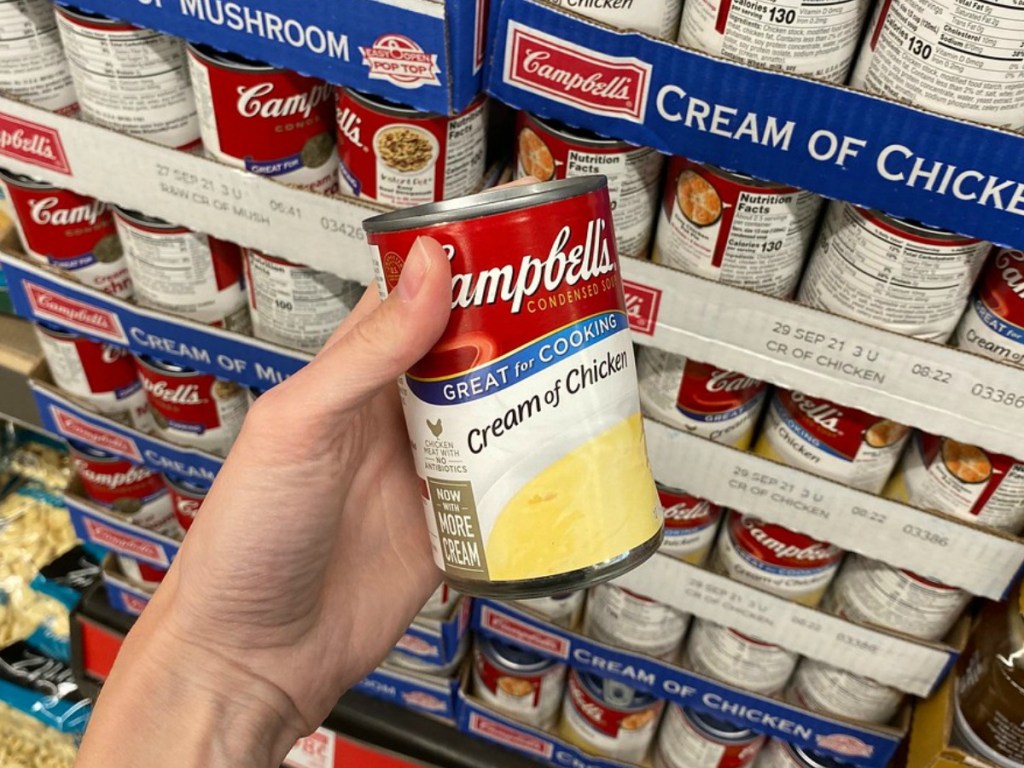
left=284, top=235, right=452, bottom=416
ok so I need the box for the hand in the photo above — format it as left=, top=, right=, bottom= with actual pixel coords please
left=76, top=235, right=453, bottom=768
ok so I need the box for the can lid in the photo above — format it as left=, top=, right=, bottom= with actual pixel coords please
left=67, top=440, right=116, bottom=460
left=362, top=176, right=607, bottom=234
left=576, top=668, right=656, bottom=710
left=187, top=42, right=273, bottom=71
left=113, top=207, right=173, bottom=229
left=477, top=634, right=556, bottom=673
left=684, top=706, right=757, bottom=741
left=527, top=113, right=624, bottom=147
left=343, top=88, right=431, bottom=118
left=55, top=4, right=116, bottom=23
left=0, top=167, right=54, bottom=189
left=164, top=472, right=213, bottom=495
left=35, top=320, right=75, bottom=337
left=788, top=743, right=852, bottom=768
left=137, top=355, right=196, bottom=375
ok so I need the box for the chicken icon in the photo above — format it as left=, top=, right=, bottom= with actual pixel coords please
left=427, top=418, right=443, bottom=437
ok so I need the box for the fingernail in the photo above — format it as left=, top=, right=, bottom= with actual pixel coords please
left=396, top=236, right=434, bottom=303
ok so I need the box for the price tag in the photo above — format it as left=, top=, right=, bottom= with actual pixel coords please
left=285, top=728, right=335, bottom=768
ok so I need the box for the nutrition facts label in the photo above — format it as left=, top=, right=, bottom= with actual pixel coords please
left=0, top=0, right=77, bottom=113
left=851, top=0, right=1024, bottom=128
left=678, top=0, right=871, bottom=81
left=442, top=103, right=488, bottom=201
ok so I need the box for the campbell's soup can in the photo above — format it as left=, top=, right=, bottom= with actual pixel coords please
left=69, top=441, right=180, bottom=537
left=583, top=582, right=690, bottom=660
left=419, top=583, right=460, bottom=619
left=187, top=44, right=337, bottom=192
left=471, top=634, right=566, bottom=729
left=658, top=483, right=723, bottom=565
left=678, top=0, right=869, bottom=81
left=337, top=88, right=487, bottom=207
left=135, top=356, right=248, bottom=457
left=886, top=432, right=1024, bottom=534
left=0, top=0, right=78, bottom=114
left=755, top=389, right=909, bottom=494
left=684, top=618, right=798, bottom=695
left=243, top=248, right=361, bottom=354
left=653, top=159, right=821, bottom=296
left=54, top=6, right=199, bottom=150
left=798, top=203, right=989, bottom=342
left=825, top=553, right=971, bottom=641
left=713, top=512, right=842, bottom=607
left=117, top=556, right=167, bottom=586
left=956, top=248, right=1024, bottom=368
left=363, top=177, right=662, bottom=597
left=636, top=350, right=768, bottom=449
left=850, top=0, right=1024, bottom=129
left=655, top=704, right=766, bottom=768
left=756, top=739, right=856, bottom=768
left=34, top=322, right=151, bottom=428
left=787, top=658, right=903, bottom=725
left=113, top=208, right=251, bottom=332
left=0, top=169, right=132, bottom=298
left=515, top=112, right=664, bottom=260
left=547, top=0, right=682, bottom=37
left=560, top=669, right=664, bottom=763
left=514, top=591, right=586, bottom=629
left=163, top=472, right=211, bottom=532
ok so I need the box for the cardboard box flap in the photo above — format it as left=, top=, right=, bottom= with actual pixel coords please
left=355, top=664, right=459, bottom=722
left=488, top=0, right=1024, bottom=249
left=66, top=491, right=181, bottom=568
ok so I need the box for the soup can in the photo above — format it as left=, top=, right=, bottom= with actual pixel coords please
left=560, top=668, right=664, bottom=763
left=652, top=158, right=821, bottom=297
left=787, top=658, right=903, bottom=725
left=34, top=322, right=151, bottom=428
left=657, top=483, right=723, bottom=565
left=712, top=512, right=842, bottom=607
left=637, top=350, right=768, bottom=449
left=336, top=88, right=488, bottom=206
left=363, top=176, right=662, bottom=598
left=678, top=0, right=871, bottom=82
left=117, top=557, right=167, bottom=586
left=513, top=591, right=586, bottom=629
left=684, top=618, right=798, bottom=696
left=548, top=0, right=682, bottom=38
left=187, top=44, right=337, bottom=193
left=757, top=739, right=856, bottom=768
left=850, top=0, right=1024, bottom=129
left=798, top=202, right=989, bottom=342
left=655, top=704, right=766, bottom=768
left=886, top=432, right=1024, bottom=534
left=134, top=355, right=248, bottom=457
left=754, top=389, right=910, bottom=494
left=955, top=248, right=1024, bottom=369
left=242, top=248, right=362, bottom=354
left=163, top=472, right=211, bottom=533
left=0, top=169, right=131, bottom=298
left=472, top=634, right=566, bottom=729
left=583, top=582, right=690, bottom=660
left=825, top=553, right=971, bottom=641
left=54, top=6, right=199, bottom=150
left=113, top=208, right=251, bottom=332
left=515, top=112, right=664, bottom=260
left=0, top=0, right=78, bottom=114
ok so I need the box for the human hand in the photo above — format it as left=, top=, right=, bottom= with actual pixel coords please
left=76, top=235, right=453, bottom=768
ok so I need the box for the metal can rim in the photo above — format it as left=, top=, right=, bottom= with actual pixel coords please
left=136, top=355, right=197, bottom=376
left=186, top=42, right=273, bottom=72
left=0, top=168, right=54, bottom=190
left=476, top=633, right=558, bottom=674
left=113, top=207, right=175, bottom=229
left=525, top=112, right=628, bottom=149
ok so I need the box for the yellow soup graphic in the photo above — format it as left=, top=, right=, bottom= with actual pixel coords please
left=486, top=413, right=660, bottom=581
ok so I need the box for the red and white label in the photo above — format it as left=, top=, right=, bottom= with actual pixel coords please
left=468, top=713, right=554, bottom=759
left=165, top=477, right=208, bottom=533
left=359, top=34, right=441, bottom=89
left=72, top=448, right=179, bottom=536
left=2, top=181, right=131, bottom=297
left=0, top=112, right=71, bottom=173
left=25, top=283, right=126, bottom=342
left=655, top=704, right=765, bottom=768
left=51, top=405, right=142, bottom=460
left=561, top=670, right=663, bottom=764
left=285, top=728, right=336, bottom=768
left=117, top=556, right=168, bottom=586
left=583, top=582, right=690, bottom=660
left=713, top=512, right=842, bottom=607
left=622, top=280, right=661, bottom=335
left=481, top=606, right=570, bottom=658
left=657, top=484, right=722, bottom=565
left=638, top=350, right=766, bottom=449
left=653, top=157, right=821, bottom=298
left=755, top=389, right=910, bottom=494
left=188, top=49, right=338, bottom=193
left=684, top=619, right=798, bottom=695
left=956, top=248, right=1024, bottom=368
left=336, top=89, right=486, bottom=206
left=83, top=518, right=168, bottom=565
left=504, top=22, right=652, bottom=122
left=472, top=642, right=566, bottom=729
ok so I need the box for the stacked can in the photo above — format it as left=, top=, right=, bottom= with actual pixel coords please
left=34, top=322, right=151, bottom=428
left=163, top=472, right=211, bottom=532
left=756, top=739, right=855, bottom=768
left=134, top=356, right=248, bottom=457
left=658, top=484, right=723, bottom=565
left=655, top=704, right=766, bottom=768
left=548, top=0, right=682, bottom=38
left=54, top=6, right=199, bottom=150
left=582, top=582, right=690, bottom=661
left=113, top=208, right=251, bottom=333
left=242, top=248, right=362, bottom=354
left=337, top=89, right=488, bottom=206
left=786, top=657, right=903, bottom=725
left=956, top=248, right=1024, bottom=368
left=0, top=169, right=132, bottom=298
left=850, top=0, right=1024, bottom=129
left=0, top=0, right=78, bottom=114
left=683, top=618, right=799, bottom=696
left=798, top=203, right=989, bottom=342
left=471, top=635, right=566, bottom=729
left=514, top=112, right=664, bottom=260
left=514, top=592, right=586, bottom=630
left=187, top=45, right=338, bottom=193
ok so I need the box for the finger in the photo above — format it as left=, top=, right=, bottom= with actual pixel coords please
left=284, top=235, right=452, bottom=416
left=317, top=283, right=380, bottom=354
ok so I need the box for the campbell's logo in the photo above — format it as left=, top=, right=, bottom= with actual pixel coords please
left=622, top=280, right=661, bottom=335
left=26, top=284, right=124, bottom=341
left=481, top=606, right=569, bottom=657
left=360, top=34, right=441, bottom=88
left=76, top=462, right=155, bottom=491
left=787, top=391, right=842, bottom=433
left=569, top=675, right=608, bottom=728
left=736, top=516, right=838, bottom=565
left=236, top=81, right=334, bottom=120
left=402, top=691, right=446, bottom=712
left=994, top=249, right=1024, bottom=299
left=451, top=219, right=614, bottom=315
left=336, top=105, right=365, bottom=149
left=469, top=714, right=552, bottom=757
left=120, top=592, right=150, bottom=614
left=816, top=734, right=874, bottom=758
left=664, top=500, right=714, bottom=522
left=83, top=519, right=165, bottom=563
left=0, top=113, right=71, bottom=173
left=504, top=22, right=652, bottom=122
left=51, top=407, right=142, bottom=460
left=173, top=497, right=201, bottom=517
left=142, top=378, right=206, bottom=406
left=101, top=343, right=130, bottom=364
left=707, top=369, right=760, bottom=394
left=395, top=635, right=437, bottom=656
left=29, top=196, right=105, bottom=227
